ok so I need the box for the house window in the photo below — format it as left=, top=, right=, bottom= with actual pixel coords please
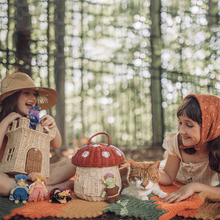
left=7, top=148, right=15, bottom=161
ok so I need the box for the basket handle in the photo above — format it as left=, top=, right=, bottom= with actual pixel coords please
left=87, top=132, right=110, bottom=145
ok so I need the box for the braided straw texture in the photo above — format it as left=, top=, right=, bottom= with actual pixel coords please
left=0, top=117, right=56, bottom=177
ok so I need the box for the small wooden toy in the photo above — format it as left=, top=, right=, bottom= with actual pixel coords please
left=72, top=132, right=125, bottom=202
left=9, top=174, right=29, bottom=204
left=101, top=173, right=121, bottom=204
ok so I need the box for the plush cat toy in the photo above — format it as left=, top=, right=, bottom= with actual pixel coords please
left=27, top=106, right=41, bottom=130
left=120, top=159, right=167, bottom=201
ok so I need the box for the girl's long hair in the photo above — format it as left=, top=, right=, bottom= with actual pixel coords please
left=0, top=91, right=21, bottom=122
left=209, top=137, right=220, bottom=173
left=177, top=96, right=220, bottom=173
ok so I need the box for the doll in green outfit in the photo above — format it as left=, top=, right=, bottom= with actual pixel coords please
left=102, top=173, right=121, bottom=204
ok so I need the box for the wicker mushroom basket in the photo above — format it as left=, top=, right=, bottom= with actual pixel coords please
left=72, top=132, right=125, bottom=202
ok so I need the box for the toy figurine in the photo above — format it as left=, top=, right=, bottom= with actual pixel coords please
left=27, top=106, right=41, bottom=130
left=49, top=187, right=72, bottom=203
left=9, top=174, right=29, bottom=204
left=101, top=173, right=121, bottom=204
left=28, top=173, right=48, bottom=202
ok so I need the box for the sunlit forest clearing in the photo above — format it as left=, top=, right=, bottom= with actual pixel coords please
left=0, top=0, right=220, bottom=161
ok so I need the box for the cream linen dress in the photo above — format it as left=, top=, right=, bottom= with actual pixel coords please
left=160, top=132, right=219, bottom=186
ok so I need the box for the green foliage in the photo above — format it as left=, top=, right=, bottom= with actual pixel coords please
left=0, top=0, right=220, bottom=148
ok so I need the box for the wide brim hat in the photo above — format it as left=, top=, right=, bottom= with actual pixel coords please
left=0, top=72, right=58, bottom=110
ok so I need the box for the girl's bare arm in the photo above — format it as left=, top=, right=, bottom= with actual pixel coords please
left=163, top=181, right=220, bottom=203
left=162, top=164, right=220, bottom=203
left=40, top=115, right=62, bottom=149
left=159, top=154, right=181, bottom=185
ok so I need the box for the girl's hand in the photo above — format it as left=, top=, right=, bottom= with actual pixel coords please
left=40, top=115, right=62, bottom=149
left=163, top=183, right=197, bottom=203
left=4, top=112, right=22, bottom=125
left=40, top=115, right=56, bottom=129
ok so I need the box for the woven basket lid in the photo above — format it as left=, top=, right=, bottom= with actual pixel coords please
left=72, top=132, right=125, bottom=168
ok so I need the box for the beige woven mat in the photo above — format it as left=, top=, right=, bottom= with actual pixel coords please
left=194, top=191, right=220, bottom=220
left=56, top=194, right=109, bottom=219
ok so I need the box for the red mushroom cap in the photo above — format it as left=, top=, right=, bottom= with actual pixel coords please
left=72, top=132, right=125, bottom=168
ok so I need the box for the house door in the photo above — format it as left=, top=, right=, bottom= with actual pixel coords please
left=25, top=148, right=42, bottom=173
left=84, top=176, right=98, bottom=196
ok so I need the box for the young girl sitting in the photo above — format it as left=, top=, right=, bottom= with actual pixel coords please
left=159, top=94, right=220, bottom=203
left=0, top=72, right=76, bottom=197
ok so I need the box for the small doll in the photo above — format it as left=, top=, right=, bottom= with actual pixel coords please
left=28, top=172, right=48, bottom=202
left=101, top=173, right=121, bottom=204
left=49, top=187, right=72, bottom=203
left=27, top=106, right=41, bottom=130
left=9, top=174, right=29, bottom=204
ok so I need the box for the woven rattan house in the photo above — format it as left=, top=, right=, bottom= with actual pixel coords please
left=0, top=117, right=56, bottom=177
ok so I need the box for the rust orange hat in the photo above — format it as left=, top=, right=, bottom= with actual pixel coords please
left=180, top=94, right=220, bottom=150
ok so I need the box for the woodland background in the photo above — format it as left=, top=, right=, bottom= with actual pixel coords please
left=0, top=0, right=220, bottom=156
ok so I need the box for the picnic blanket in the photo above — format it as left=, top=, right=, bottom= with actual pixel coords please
left=1, top=181, right=220, bottom=220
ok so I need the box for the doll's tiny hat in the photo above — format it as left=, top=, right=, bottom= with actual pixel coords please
left=0, top=72, right=58, bottom=110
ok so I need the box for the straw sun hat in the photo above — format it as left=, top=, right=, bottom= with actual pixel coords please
left=0, top=72, right=58, bottom=110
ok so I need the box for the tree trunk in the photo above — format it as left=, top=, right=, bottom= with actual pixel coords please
left=14, top=0, right=32, bottom=76
left=55, top=0, right=68, bottom=152
left=207, top=0, right=219, bottom=27
left=150, top=0, right=163, bottom=147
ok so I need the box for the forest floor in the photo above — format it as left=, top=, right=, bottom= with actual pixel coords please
left=13, top=147, right=197, bottom=220
left=47, top=146, right=197, bottom=220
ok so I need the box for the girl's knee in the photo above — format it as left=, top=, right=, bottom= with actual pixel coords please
left=0, top=183, right=12, bottom=196
left=0, top=173, right=16, bottom=196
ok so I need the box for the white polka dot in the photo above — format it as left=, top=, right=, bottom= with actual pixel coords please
left=116, top=150, right=122, bottom=156
left=82, top=151, right=90, bottom=157
left=92, top=144, right=100, bottom=147
left=102, top=151, right=110, bottom=158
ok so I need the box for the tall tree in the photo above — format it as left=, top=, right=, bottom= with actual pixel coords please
left=14, top=0, right=32, bottom=76
left=55, top=0, right=68, bottom=151
left=150, top=0, right=163, bottom=146
left=207, top=0, right=219, bottom=26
